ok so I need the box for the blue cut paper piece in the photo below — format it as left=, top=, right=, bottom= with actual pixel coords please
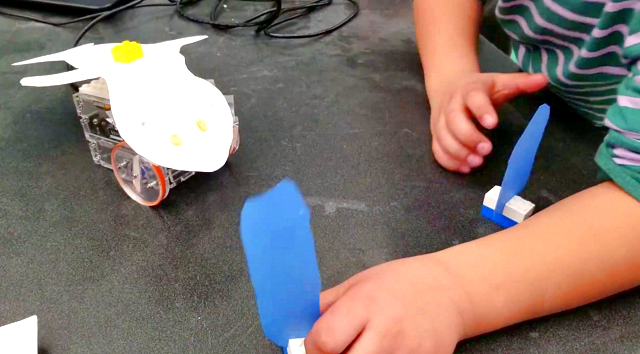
left=481, top=205, right=517, bottom=228
left=240, top=179, right=322, bottom=348
left=492, top=104, right=550, bottom=221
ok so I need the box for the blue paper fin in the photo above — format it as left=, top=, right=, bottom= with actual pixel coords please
left=240, top=179, right=322, bottom=348
left=494, top=104, right=550, bottom=218
left=481, top=205, right=518, bottom=228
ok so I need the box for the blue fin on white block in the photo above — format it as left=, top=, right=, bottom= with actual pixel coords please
left=485, top=104, right=550, bottom=227
left=240, top=179, right=321, bottom=350
left=482, top=185, right=535, bottom=227
left=481, top=205, right=517, bottom=228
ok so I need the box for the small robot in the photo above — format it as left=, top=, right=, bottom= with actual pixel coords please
left=74, top=78, right=239, bottom=206
left=14, top=36, right=239, bottom=206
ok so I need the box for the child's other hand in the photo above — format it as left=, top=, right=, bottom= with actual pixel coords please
left=304, top=256, right=466, bottom=354
left=428, top=73, right=547, bottom=173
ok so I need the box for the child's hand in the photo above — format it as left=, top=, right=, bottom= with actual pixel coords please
left=304, top=256, right=466, bottom=354
left=428, top=73, right=547, bottom=173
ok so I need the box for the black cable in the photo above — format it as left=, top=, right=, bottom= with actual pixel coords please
left=72, top=0, right=145, bottom=47
left=175, top=0, right=359, bottom=38
left=2, top=0, right=359, bottom=42
left=0, top=2, right=173, bottom=27
left=65, top=0, right=145, bottom=90
left=0, top=9, right=101, bottom=25
left=265, top=0, right=358, bottom=38
left=174, top=0, right=281, bottom=30
left=3, top=0, right=358, bottom=89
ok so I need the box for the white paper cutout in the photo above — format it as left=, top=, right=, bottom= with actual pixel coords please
left=0, top=316, right=38, bottom=354
left=13, top=36, right=233, bottom=172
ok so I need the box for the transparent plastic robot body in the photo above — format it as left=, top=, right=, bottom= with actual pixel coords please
left=13, top=36, right=240, bottom=206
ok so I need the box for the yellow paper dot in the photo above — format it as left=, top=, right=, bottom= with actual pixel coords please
left=111, top=40, right=144, bottom=64
left=170, top=134, right=182, bottom=146
left=196, top=119, right=208, bottom=132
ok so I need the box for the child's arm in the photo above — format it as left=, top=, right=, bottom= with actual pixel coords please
left=305, top=182, right=640, bottom=353
left=438, top=181, right=640, bottom=339
left=413, top=0, right=482, bottom=97
left=415, top=0, right=548, bottom=174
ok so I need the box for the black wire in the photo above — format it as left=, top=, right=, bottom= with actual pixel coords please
left=0, top=2, right=176, bottom=90
left=66, top=0, right=146, bottom=90
left=0, top=2, right=173, bottom=26
left=175, top=0, right=359, bottom=38
left=0, top=9, right=100, bottom=25
left=266, top=0, right=358, bottom=38
left=3, top=0, right=358, bottom=89
left=174, top=0, right=281, bottom=30
left=1, top=0, right=359, bottom=42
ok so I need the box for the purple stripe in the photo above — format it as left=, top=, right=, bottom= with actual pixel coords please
left=613, top=147, right=640, bottom=161
left=499, top=0, right=589, bottom=40
left=561, top=93, right=618, bottom=101
left=518, top=45, right=526, bottom=66
left=568, top=65, right=627, bottom=75
left=604, top=117, right=640, bottom=140
left=572, top=105, right=608, bottom=119
left=563, top=97, right=612, bottom=109
left=579, top=45, right=628, bottom=65
left=498, top=11, right=629, bottom=79
left=625, top=31, right=640, bottom=47
left=612, top=142, right=640, bottom=167
left=612, top=157, right=640, bottom=166
left=579, top=45, right=623, bottom=59
left=541, top=0, right=598, bottom=25
left=541, top=47, right=550, bottom=78
left=593, top=24, right=629, bottom=39
left=604, top=1, right=640, bottom=11
left=617, top=95, right=640, bottom=109
left=552, top=46, right=626, bottom=78
left=560, top=83, right=620, bottom=92
left=550, top=47, right=571, bottom=83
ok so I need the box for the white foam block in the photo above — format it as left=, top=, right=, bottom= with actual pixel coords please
left=0, top=316, right=38, bottom=354
left=287, top=338, right=306, bottom=354
left=483, top=185, right=535, bottom=223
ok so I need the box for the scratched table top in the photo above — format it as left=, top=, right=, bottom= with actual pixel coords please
left=1, top=1, right=639, bottom=353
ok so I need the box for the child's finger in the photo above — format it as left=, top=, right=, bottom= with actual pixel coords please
left=305, top=295, right=368, bottom=354
left=343, top=327, right=394, bottom=354
left=434, top=117, right=472, bottom=162
left=432, top=139, right=470, bottom=173
left=319, top=280, right=356, bottom=314
left=446, top=94, right=493, bottom=157
left=491, top=73, right=547, bottom=105
left=465, top=90, right=499, bottom=129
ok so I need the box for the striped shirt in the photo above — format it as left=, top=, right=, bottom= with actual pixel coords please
left=496, top=0, right=640, bottom=201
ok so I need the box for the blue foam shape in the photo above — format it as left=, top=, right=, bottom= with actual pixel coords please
left=481, top=205, right=517, bottom=228
left=240, top=179, right=322, bottom=348
left=494, top=104, right=550, bottom=218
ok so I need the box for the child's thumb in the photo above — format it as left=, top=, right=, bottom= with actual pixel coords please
left=491, top=73, right=548, bottom=105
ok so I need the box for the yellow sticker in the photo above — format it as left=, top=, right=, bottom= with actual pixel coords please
left=196, top=119, right=208, bottom=132
left=111, top=40, right=144, bottom=64
left=170, top=134, right=182, bottom=146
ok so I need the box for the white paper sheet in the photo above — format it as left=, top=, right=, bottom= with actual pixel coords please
left=13, top=36, right=233, bottom=172
left=0, top=316, right=37, bottom=354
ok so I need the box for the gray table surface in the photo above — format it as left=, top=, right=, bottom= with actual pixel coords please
left=1, top=1, right=639, bottom=353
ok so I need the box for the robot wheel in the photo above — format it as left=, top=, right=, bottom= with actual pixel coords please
left=110, top=141, right=169, bottom=206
